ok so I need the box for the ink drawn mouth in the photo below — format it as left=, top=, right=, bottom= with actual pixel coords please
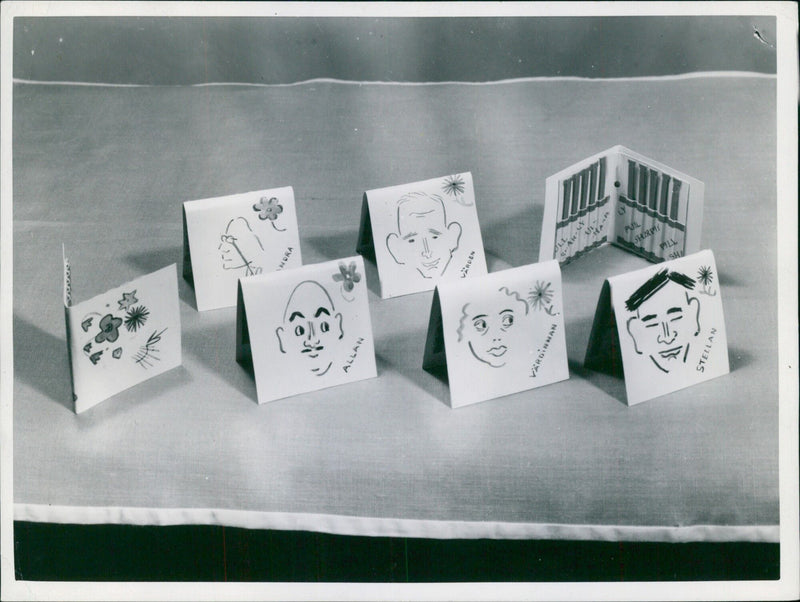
left=487, top=345, right=507, bottom=357
left=658, top=346, right=683, bottom=360
left=302, top=346, right=324, bottom=358
left=421, top=258, right=440, bottom=269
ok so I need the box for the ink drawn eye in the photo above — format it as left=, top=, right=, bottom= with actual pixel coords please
left=320, top=321, right=330, bottom=333
left=407, top=238, right=415, bottom=244
left=294, top=325, right=305, bottom=337
left=473, top=318, right=488, bottom=334
left=501, top=313, right=514, bottom=328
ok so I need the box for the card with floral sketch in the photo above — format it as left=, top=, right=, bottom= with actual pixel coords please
left=183, top=187, right=302, bottom=311
left=585, top=249, right=729, bottom=405
left=236, top=256, right=377, bottom=404
left=423, top=260, right=569, bottom=408
left=539, top=145, right=704, bottom=266
left=63, top=250, right=182, bottom=413
left=357, top=172, right=488, bottom=298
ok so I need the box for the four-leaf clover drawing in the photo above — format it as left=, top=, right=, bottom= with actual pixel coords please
left=95, top=314, right=123, bottom=344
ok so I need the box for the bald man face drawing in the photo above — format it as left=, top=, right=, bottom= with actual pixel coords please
left=276, top=281, right=343, bottom=376
left=386, top=192, right=462, bottom=279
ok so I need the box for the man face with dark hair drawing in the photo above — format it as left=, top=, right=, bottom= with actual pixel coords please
left=386, top=192, right=462, bottom=279
left=458, top=287, right=529, bottom=368
left=625, top=269, right=700, bottom=374
left=276, top=281, right=343, bottom=376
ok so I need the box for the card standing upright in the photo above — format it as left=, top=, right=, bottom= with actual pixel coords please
left=236, top=256, right=377, bottom=403
left=63, top=248, right=182, bottom=413
left=183, top=187, right=302, bottom=311
left=423, top=260, right=569, bottom=408
left=539, top=146, right=703, bottom=265
left=357, top=172, right=488, bottom=298
left=584, top=249, right=729, bottom=405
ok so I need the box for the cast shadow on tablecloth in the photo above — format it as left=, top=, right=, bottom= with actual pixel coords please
left=13, top=315, right=73, bottom=411
left=182, top=317, right=258, bottom=404
left=124, top=245, right=198, bottom=309
left=481, top=203, right=543, bottom=270
left=375, top=329, right=450, bottom=407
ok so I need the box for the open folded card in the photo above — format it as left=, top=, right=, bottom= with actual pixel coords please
left=62, top=251, right=182, bottom=413
left=183, top=187, right=302, bottom=311
left=585, top=249, right=729, bottom=405
left=423, top=260, right=570, bottom=408
left=236, top=256, right=377, bottom=403
left=356, top=172, right=488, bottom=298
left=539, top=145, right=704, bottom=265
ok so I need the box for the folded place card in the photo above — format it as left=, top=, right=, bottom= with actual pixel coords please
left=423, top=260, right=569, bottom=408
left=539, top=145, right=704, bottom=266
left=63, top=250, right=182, bottom=413
left=584, top=249, right=729, bottom=405
left=183, top=187, right=302, bottom=311
left=236, top=256, right=377, bottom=403
left=356, top=172, right=488, bottom=298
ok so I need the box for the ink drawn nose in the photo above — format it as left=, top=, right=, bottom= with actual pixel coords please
left=421, top=237, right=432, bottom=257
left=658, top=322, right=676, bottom=344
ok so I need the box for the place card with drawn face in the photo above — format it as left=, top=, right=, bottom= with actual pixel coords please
left=356, top=172, right=488, bottom=298
left=423, top=260, right=569, bottom=408
left=236, top=256, right=377, bottom=403
left=539, top=145, right=704, bottom=266
left=183, top=187, right=302, bottom=311
left=62, top=249, right=182, bottom=413
left=584, top=249, right=729, bottom=405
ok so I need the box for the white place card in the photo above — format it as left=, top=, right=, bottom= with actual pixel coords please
left=423, top=260, right=569, bottom=408
left=236, top=256, right=377, bottom=403
left=539, top=146, right=704, bottom=265
left=183, top=187, right=302, bottom=311
left=63, top=250, right=182, bottom=413
left=357, top=172, right=488, bottom=298
left=585, top=249, right=729, bottom=405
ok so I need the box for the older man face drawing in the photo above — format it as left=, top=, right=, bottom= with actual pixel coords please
left=386, top=192, right=462, bottom=279
left=625, top=269, right=700, bottom=374
left=276, top=281, right=343, bottom=376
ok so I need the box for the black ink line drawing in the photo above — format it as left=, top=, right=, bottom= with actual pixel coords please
left=81, top=317, right=93, bottom=332
left=133, top=328, right=167, bottom=369
left=441, top=174, right=472, bottom=206
left=696, top=265, right=717, bottom=296
left=456, top=286, right=529, bottom=368
left=83, top=342, right=92, bottom=354
left=118, top=290, right=138, bottom=311
left=252, top=196, right=287, bottom=231
left=124, top=305, right=150, bottom=332
left=528, top=281, right=559, bottom=316
left=89, top=351, right=103, bottom=365
left=625, top=268, right=700, bottom=374
left=112, top=347, right=123, bottom=359
left=95, top=314, right=123, bottom=344
left=386, top=192, right=462, bottom=279
left=276, top=281, right=343, bottom=377
left=332, top=261, right=361, bottom=302
left=219, top=217, right=265, bottom=276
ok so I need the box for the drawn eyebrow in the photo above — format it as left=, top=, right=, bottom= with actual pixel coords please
left=641, top=314, right=657, bottom=322
left=402, top=231, right=419, bottom=240
left=667, top=307, right=683, bottom=314
left=427, top=228, right=442, bottom=235
left=410, top=210, right=435, bottom=217
left=472, top=314, right=488, bottom=320
left=499, top=309, right=514, bottom=314
left=289, top=311, right=305, bottom=321
left=314, top=307, right=331, bottom=317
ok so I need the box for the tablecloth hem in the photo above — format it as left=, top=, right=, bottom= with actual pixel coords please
left=14, top=503, right=780, bottom=543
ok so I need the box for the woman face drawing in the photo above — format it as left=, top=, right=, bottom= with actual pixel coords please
left=458, top=287, right=529, bottom=368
